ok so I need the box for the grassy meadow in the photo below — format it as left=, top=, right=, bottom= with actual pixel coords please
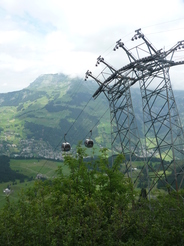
left=0, top=158, right=69, bottom=209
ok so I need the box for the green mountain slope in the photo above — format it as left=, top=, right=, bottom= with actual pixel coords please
left=0, top=73, right=110, bottom=159
left=0, top=73, right=184, bottom=160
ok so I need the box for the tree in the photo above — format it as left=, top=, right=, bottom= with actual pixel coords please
left=0, top=144, right=133, bottom=245
left=0, top=144, right=184, bottom=245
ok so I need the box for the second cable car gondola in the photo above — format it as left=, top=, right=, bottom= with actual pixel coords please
left=61, top=134, right=71, bottom=152
left=84, top=130, right=94, bottom=148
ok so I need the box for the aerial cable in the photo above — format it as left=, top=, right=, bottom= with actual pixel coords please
left=82, top=106, right=110, bottom=144
left=142, top=17, right=184, bottom=30
left=145, top=26, right=184, bottom=36
left=70, top=95, right=109, bottom=145
left=64, top=95, right=93, bottom=135
left=37, top=83, right=96, bottom=173
left=57, top=90, right=109, bottom=151
left=70, top=104, right=110, bottom=149
left=54, top=95, right=94, bottom=151
left=67, top=78, right=85, bottom=99
left=66, top=79, right=110, bottom=147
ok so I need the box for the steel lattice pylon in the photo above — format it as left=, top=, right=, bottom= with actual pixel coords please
left=85, top=28, right=184, bottom=195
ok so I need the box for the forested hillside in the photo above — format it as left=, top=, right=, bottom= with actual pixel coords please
left=0, top=73, right=184, bottom=159
left=0, top=73, right=110, bottom=159
left=0, top=155, right=27, bottom=183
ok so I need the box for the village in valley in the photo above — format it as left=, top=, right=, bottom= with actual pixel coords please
left=0, top=137, right=63, bottom=160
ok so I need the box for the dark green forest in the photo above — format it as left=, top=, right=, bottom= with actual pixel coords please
left=0, top=145, right=184, bottom=245
left=0, top=156, right=28, bottom=183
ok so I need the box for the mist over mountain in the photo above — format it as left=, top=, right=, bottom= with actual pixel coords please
left=0, top=73, right=184, bottom=159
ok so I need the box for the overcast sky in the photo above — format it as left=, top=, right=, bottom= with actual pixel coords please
left=0, top=0, right=184, bottom=93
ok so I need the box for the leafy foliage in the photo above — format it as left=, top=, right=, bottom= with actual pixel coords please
left=0, top=145, right=184, bottom=245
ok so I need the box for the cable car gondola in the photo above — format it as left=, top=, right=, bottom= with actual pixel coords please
left=84, top=130, right=94, bottom=148
left=61, top=134, right=71, bottom=152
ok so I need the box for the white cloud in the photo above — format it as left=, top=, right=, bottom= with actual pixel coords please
left=0, top=0, right=184, bottom=92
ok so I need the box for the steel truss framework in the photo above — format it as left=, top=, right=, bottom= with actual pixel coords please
left=85, top=29, right=184, bottom=195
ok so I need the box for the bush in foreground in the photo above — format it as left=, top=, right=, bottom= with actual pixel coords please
left=0, top=144, right=184, bottom=245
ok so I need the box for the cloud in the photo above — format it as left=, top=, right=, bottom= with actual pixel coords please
left=0, top=0, right=184, bottom=92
